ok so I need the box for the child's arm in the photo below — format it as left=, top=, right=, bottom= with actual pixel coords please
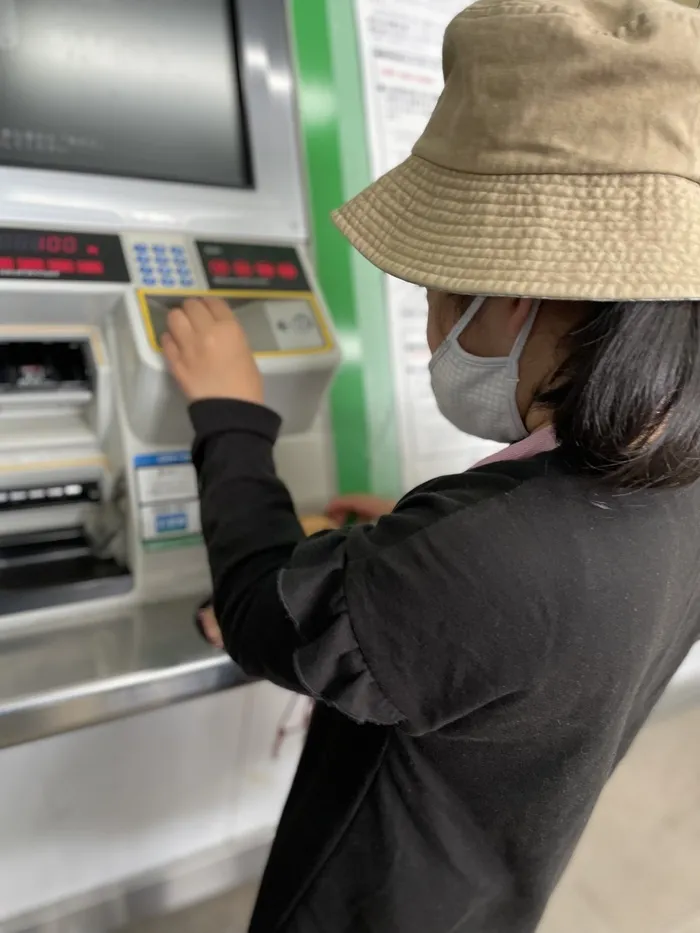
left=165, top=298, right=548, bottom=733
left=194, top=514, right=339, bottom=649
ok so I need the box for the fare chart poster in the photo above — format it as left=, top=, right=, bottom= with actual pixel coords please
left=354, top=0, right=503, bottom=490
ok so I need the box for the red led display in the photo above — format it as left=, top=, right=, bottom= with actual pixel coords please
left=277, top=262, right=299, bottom=281
left=197, top=242, right=310, bottom=293
left=210, top=257, right=300, bottom=282
left=17, top=258, right=46, bottom=271
left=208, top=259, right=231, bottom=277
left=48, top=259, right=76, bottom=273
left=232, top=259, right=252, bottom=277
left=77, top=260, right=105, bottom=275
left=254, top=261, right=276, bottom=279
left=37, top=235, right=78, bottom=254
left=0, top=228, right=128, bottom=283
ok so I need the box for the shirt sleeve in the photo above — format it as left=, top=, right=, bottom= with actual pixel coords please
left=191, top=399, right=550, bottom=734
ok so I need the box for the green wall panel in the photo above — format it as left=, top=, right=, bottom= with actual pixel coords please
left=290, top=0, right=402, bottom=498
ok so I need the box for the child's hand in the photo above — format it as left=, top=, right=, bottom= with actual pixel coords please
left=301, top=514, right=339, bottom=536
left=162, top=297, right=264, bottom=405
left=325, top=494, right=395, bottom=526
left=198, top=606, right=224, bottom=649
left=197, top=517, right=336, bottom=650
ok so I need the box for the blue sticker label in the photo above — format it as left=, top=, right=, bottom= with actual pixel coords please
left=134, top=451, right=191, bottom=468
left=155, top=512, right=188, bottom=534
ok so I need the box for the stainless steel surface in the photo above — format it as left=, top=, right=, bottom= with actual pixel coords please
left=0, top=599, right=249, bottom=750
left=4, top=834, right=269, bottom=933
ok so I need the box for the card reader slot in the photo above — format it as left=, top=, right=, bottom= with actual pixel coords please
left=0, top=526, right=131, bottom=614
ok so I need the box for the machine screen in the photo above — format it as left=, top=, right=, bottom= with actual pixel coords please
left=0, top=0, right=251, bottom=189
left=0, top=228, right=129, bottom=282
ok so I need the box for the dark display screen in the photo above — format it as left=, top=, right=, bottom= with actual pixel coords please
left=0, top=228, right=129, bottom=282
left=0, top=0, right=251, bottom=189
left=197, top=242, right=310, bottom=291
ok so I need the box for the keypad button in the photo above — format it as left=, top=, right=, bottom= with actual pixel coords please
left=180, top=276, right=194, bottom=287
left=134, top=243, right=148, bottom=253
left=143, top=276, right=157, bottom=286
left=161, top=277, right=176, bottom=287
left=170, top=246, right=186, bottom=257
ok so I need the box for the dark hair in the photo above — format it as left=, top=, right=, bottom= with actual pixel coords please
left=538, top=301, right=700, bottom=489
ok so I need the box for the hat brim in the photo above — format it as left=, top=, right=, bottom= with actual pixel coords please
left=332, top=155, right=700, bottom=302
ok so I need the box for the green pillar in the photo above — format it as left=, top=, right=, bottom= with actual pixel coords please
left=290, top=0, right=402, bottom=498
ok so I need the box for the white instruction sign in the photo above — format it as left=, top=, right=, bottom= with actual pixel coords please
left=133, top=450, right=201, bottom=545
left=355, top=0, right=502, bottom=490
left=134, top=451, right=198, bottom=505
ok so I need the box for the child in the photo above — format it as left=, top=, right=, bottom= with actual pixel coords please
left=162, top=0, right=700, bottom=930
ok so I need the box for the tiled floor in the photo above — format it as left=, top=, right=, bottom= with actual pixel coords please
left=539, top=706, right=700, bottom=933
left=125, top=707, right=700, bottom=933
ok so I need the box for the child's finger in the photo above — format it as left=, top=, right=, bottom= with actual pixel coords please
left=198, top=608, right=224, bottom=648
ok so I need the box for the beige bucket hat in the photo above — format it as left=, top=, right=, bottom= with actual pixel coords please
left=333, top=0, right=700, bottom=302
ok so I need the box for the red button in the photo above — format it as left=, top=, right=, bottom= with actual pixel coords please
left=255, top=261, right=275, bottom=279
left=0, top=257, right=15, bottom=270
left=277, top=262, right=299, bottom=281
left=77, top=260, right=104, bottom=275
left=208, top=259, right=230, bottom=277
left=48, top=259, right=76, bottom=273
left=232, top=260, right=252, bottom=277
left=18, top=257, right=46, bottom=271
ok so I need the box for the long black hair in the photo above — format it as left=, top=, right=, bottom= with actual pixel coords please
left=538, top=301, right=700, bottom=489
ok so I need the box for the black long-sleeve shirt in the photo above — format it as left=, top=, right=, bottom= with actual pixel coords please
left=191, top=398, right=700, bottom=933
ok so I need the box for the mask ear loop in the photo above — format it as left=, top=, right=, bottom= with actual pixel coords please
left=506, top=299, right=541, bottom=380
left=449, top=295, right=488, bottom=343
left=430, top=295, right=488, bottom=370
left=506, top=299, right=542, bottom=438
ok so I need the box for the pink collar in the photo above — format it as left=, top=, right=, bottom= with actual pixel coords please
left=473, top=427, right=556, bottom=469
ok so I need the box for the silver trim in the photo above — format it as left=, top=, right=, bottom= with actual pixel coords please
left=0, top=599, right=249, bottom=751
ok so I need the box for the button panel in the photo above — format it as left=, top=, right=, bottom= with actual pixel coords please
left=196, top=241, right=310, bottom=291
left=123, top=234, right=200, bottom=289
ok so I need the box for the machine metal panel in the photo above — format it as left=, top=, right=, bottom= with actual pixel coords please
left=0, top=0, right=307, bottom=242
left=0, top=0, right=335, bottom=917
left=0, top=600, right=249, bottom=751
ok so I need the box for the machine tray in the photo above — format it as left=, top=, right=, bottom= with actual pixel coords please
left=0, top=526, right=131, bottom=616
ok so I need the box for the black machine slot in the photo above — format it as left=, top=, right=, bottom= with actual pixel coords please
left=0, top=526, right=132, bottom=615
left=0, top=340, right=93, bottom=393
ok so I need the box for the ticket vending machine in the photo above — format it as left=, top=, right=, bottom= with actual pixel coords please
left=0, top=232, right=337, bottom=620
left=0, top=0, right=340, bottom=926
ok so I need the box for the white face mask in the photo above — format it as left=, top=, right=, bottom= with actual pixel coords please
left=428, top=296, right=541, bottom=444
